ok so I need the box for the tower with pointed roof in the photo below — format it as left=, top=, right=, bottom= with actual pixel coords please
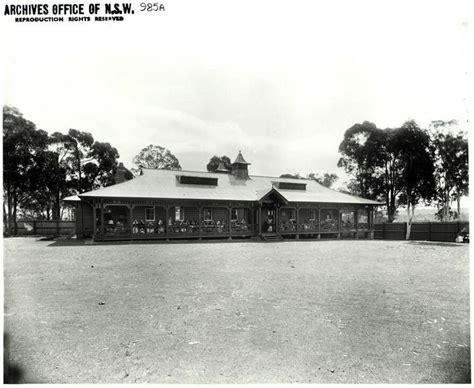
left=231, top=150, right=251, bottom=180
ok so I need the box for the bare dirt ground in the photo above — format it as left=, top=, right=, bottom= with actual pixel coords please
left=3, top=237, right=470, bottom=383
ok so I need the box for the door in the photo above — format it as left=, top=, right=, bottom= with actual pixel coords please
left=262, top=205, right=276, bottom=233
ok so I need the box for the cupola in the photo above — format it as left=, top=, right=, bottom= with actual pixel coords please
left=231, top=150, right=250, bottom=180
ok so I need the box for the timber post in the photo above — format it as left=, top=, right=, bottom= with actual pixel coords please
left=92, top=200, right=97, bottom=239
left=228, top=204, right=232, bottom=240
left=165, top=206, right=170, bottom=240
left=198, top=204, right=202, bottom=239
left=354, top=209, right=359, bottom=239
left=100, top=199, right=104, bottom=237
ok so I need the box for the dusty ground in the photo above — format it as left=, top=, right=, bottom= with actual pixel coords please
left=3, top=237, right=470, bottom=383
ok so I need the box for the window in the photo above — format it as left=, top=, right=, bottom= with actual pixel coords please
left=231, top=209, right=238, bottom=221
left=145, top=207, right=155, bottom=222
left=310, top=209, right=316, bottom=221
left=204, top=208, right=213, bottom=221
left=175, top=207, right=184, bottom=221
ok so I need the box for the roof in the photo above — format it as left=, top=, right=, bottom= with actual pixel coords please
left=233, top=151, right=250, bottom=165
left=62, top=195, right=81, bottom=202
left=78, top=169, right=381, bottom=205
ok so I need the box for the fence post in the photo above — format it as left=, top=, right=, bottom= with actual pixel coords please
left=33, top=220, right=37, bottom=235
left=56, top=220, right=60, bottom=236
left=428, top=222, right=431, bottom=241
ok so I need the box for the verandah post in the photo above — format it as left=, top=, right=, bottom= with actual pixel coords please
left=318, top=207, right=321, bottom=239
left=337, top=206, right=341, bottom=239
left=228, top=205, right=232, bottom=240
left=92, top=200, right=97, bottom=239
left=295, top=205, right=299, bottom=240
left=165, top=206, right=170, bottom=240
left=354, top=209, right=358, bottom=239
left=258, top=204, right=262, bottom=236
left=198, top=204, right=202, bottom=239
left=129, top=203, right=133, bottom=239
left=100, top=199, right=104, bottom=237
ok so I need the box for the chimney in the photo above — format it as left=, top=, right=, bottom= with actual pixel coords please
left=114, top=162, right=127, bottom=184
left=231, top=150, right=250, bottom=180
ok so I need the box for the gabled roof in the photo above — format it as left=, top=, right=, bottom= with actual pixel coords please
left=256, top=187, right=289, bottom=204
left=77, top=168, right=381, bottom=205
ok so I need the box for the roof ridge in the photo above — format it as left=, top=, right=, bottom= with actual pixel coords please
left=141, top=168, right=316, bottom=182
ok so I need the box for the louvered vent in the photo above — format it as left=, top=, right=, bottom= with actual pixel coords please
left=177, top=176, right=218, bottom=186
left=275, top=182, right=306, bottom=190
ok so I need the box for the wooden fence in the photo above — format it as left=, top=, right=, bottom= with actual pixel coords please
left=4, top=220, right=76, bottom=236
left=374, top=222, right=469, bottom=242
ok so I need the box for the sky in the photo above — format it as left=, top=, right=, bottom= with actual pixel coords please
left=2, top=0, right=471, bottom=190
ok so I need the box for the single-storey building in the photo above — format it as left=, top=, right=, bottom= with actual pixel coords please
left=64, top=151, right=380, bottom=241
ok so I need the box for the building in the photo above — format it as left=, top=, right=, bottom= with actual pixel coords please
left=64, top=151, right=380, bottom=241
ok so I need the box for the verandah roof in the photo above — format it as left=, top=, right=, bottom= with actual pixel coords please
left=67, top=169, right=380, bottom=205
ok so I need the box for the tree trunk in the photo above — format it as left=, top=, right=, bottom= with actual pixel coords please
left=405, top=198, right=414, bottom=240
left=387, top=193, right=396, bottom=222
left=46, top=201, right=51, bottom=221
left=12, top=191, right=18, bottom=236
left=443, top=187, right=451, bottom=221
left=7, top=187, right=13, bottom=233
left=457, top=195, right=461, bottom=220
left=3, top=200, right=7, bottom=225
left=54, top=190, right=61, bottom=220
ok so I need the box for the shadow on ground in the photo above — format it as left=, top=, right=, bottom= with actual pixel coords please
left=4, top=333, right=25, bottom=384
left=409, top=241, right=466, bottom=248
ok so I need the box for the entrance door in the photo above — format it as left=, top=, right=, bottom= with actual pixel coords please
left=261, top=205, right=276, bottom=233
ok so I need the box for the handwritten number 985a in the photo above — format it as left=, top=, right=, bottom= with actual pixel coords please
left=140, top=3, right=161, bottom=11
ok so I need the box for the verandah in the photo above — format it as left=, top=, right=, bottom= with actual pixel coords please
left=89, top=199, right=374, bottom=240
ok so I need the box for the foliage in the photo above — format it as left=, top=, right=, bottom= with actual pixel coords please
left=3, top=106, right=49, bottom=232
left=429, top=120, right=468, bottom=221
left=338, top=121, right=388, bottom=199
left=338, top=120, right=436, bottom=230
left=308, top=172, right=338, bottom=188
left=133, top=144, right=181, bottom=171
left=279, top=173, right=303, bottom=179
left=391, top=121, right=436, bottom=239
left=206, top=155, right=232, bottom=172
left=50, top=129, right=121, bottom=193
left=3, top=106, right=125, bottom=230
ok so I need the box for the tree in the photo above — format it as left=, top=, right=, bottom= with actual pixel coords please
left=50, top=129, right=121, bottom=193
left=26, top=149, right=70, bottom=220
left=133, top=145, right=181, bottom=171
left=280, top=173, right=303, bottom=179
left=3, top=106, right=49, bottom=233
left=429, top=120, right=468, bottom=221
left=308, top=172, right=338, bottom=188
left=338, top=121, right=403, bottom=222
left=338, top=120, right=437, bottom=228
left=338, top=121, right=388, bottom=198
left=206, top=155, right=231, bottom=172
left=391, top=121, right=436, bottom=239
